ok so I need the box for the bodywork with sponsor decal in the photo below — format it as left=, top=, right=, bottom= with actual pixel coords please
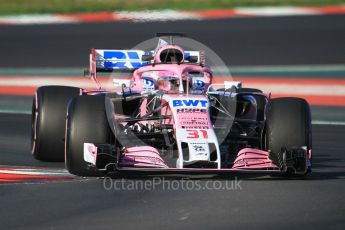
left=32, top=33, right=312, bottom=177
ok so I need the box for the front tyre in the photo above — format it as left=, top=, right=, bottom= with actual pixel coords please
left=65, top=95, right=112, bottom=176
left=266, top=97, right=312, bottom=176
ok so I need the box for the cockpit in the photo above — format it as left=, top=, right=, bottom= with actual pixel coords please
left=140, top=70, right=211, bottom=94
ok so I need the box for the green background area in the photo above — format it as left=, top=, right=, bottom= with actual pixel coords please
left=0, top=0, right=344, bottom=15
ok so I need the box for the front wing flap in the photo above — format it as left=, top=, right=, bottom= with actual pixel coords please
left=83, top=143, right=310, bottom=176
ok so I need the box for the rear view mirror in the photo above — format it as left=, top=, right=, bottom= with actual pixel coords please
left=113, top=79, right=131, bottom=88
left=186, top=55, right=198, bottom=63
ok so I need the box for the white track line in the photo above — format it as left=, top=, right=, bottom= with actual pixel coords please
left=115, top=10, right=202, bottom=22
left=312, top=120, right=345, bottom=126
left=235, top=6, right=319, bottom=16
left=0, top=168, right=71, bottom=176
left=244, top=84, right=345, bottom=96
left=0, top=14, right=78, bottom=25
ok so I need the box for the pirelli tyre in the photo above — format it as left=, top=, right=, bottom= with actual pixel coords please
left=65, top=95, right=112, bottom=176
left=265, top=97, right=312, bottom=175
left=31, top=86, right=80, bottom=161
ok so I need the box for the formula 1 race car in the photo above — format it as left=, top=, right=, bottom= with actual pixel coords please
left=31, top=33, right=312, bottom=177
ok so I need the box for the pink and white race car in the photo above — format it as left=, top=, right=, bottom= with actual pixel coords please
left=32, top=33, right=312, bottom=177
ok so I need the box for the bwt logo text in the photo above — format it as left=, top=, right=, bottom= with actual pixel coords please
left=172, top=100, right=208, bottom=107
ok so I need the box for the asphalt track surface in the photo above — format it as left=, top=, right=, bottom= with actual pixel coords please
left=1, top=15, right=345, bottom=229
left=1, top=113, right=345, bottom=229
left=0, top=14, right=345, bottom=67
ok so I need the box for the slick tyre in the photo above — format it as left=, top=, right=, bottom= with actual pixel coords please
left=265, top=97, right=312, bottom=173
left=31, top=86, right=80, bottom=161
left=65, top=95, right=112, bottom=176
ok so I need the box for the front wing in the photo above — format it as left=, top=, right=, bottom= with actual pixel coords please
left=84, top=144, right=311, bottom=176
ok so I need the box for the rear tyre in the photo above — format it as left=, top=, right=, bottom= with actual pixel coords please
left=65, top=95, right=112, bottom=176
left=265, top=97, right=312, bottom=175
left=31, top=86, right=80, bottom=161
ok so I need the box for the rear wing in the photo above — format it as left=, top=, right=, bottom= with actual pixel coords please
left=86, top=49, right=146, bottom=89
left=91, top=49, right=146, bottom=72
left=86, top=48, right=202, bottom=89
